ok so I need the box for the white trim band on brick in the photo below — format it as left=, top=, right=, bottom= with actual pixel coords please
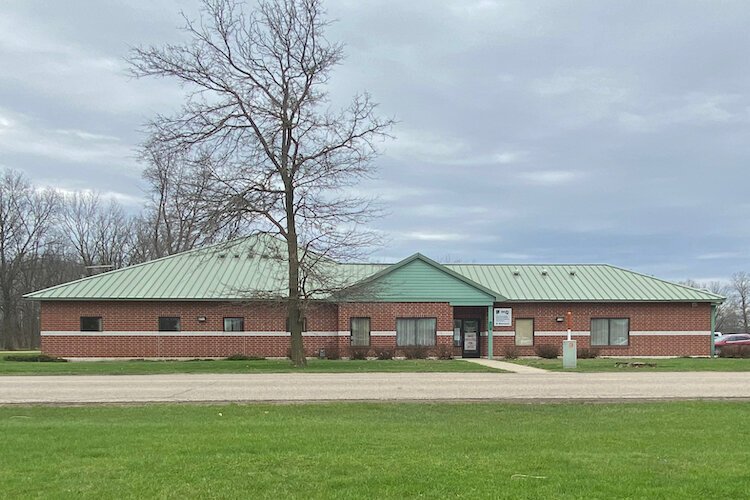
left=481, top=331, right=590, bottom=337
left=534, top=331, right=591, bottom=337
left=370, top=331, right=397, bottom=337
left=41, top=331, right=349, bottom=337
left=437, top=331, right=453, bottom=337
left=630, top=331, right=711, bottom=336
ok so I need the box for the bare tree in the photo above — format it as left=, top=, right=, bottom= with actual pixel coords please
left=61, top=191, right=134, bottom=271
left=0, top=169, right=59, bottom=349
left=130, top=0, right=393, bottom=365
left=680, top=279, right=735, bottom=332
left=731, top=272, right=750, bottom=332
left=140, top=143, right=231, bottom=258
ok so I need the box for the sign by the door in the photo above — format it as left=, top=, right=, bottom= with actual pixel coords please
left=464, top=331, right=477, bottom=351
left=493, top=307, right=512, bottom=326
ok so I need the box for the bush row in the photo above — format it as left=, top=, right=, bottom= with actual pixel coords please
left=281, top=345, right=455, bottom=360
left=717, top=345, right=750, bottom=358
left=501, top=344, right=600, bottom=360
left=3, top=354, right=67, bottom=362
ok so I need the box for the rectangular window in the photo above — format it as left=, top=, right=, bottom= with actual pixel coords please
left=224, top=317, right=244, bottom=332
left=80, top=316, right=102, bottom=332
left=396, top=318, right=436, bottom=346
left=158, top=317, right=181, bottom=332
left=350, top=317, right=371, bottom=347
left=515, top=318, right=534, bottom=346
left=591, top=318, right=629, bottom=346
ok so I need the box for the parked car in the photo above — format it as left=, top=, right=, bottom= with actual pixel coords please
left=714, top=333, right=750, bottom=355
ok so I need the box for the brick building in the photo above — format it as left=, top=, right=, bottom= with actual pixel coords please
left=25, top=235, right=723, bottom=358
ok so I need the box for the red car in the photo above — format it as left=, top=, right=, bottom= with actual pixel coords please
left=715, top=333, right=750, bottom=355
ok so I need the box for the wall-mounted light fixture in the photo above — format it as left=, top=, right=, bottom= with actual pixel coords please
left=555, top=316, right=565, bottom=323
left=197, top=316, right=207, bottom=322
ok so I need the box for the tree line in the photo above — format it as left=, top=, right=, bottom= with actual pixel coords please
left=682, top=275, right=750, bottom=334
left=0, top=160, right=235, bottom=350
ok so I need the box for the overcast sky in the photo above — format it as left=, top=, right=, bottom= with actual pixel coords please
left=1, top=0, right=749, bottom=281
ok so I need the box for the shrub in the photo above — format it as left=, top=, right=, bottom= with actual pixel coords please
left=374, top=348, right=394, bottom=360
left=502, top=345, right=519, bottom=359
left=401, top=346, right=429, bottom=359
left=577, top=347, right=600, bottom=359
left=325, top=344, right=341, bottom=360
left=349, top=347, right=369, bottom=360
left=4, top=354, right=67, bottom=363
left=534, top=344, right=560, bottom=359
left=224, top=353, right=264, bottom=361
left=718, top=345, right=750, bottom=358
left=435, top=345, right=453, bottom=360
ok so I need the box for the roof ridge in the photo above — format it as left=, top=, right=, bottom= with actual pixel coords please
left=443, top=263, right=610, bottom=267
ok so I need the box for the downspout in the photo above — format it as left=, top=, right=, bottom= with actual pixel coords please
left=710, top=303, right=717, bottom=358
left=487, top=305, right=493, bottom=360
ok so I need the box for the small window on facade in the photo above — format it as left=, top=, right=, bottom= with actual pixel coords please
left=80, top=316, right=102, bottom=332
left=158, top=317, right=181, bottom=332
left=224, top=317, right=244, bottom=332
left=515, top=318, right=534, bottom=346
left=591, top=318, right=629, bottom=346
left=350, top=317, right=371, bottom=347
left=285, top=317, right=307, bottom=332
left=396, top=318, right=436, bottom=346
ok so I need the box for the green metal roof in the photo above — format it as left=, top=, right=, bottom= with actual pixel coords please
left=24, top=237, right=291, bottom=301
left=23, top=235, right=724, bottom=303
left=443, top=264, right=724, bottom=303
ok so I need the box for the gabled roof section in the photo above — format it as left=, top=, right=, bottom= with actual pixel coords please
left=24, top=234, right=724, bottom=304
left=445, top=264, right=724, bottom=303
left=338, top=253, right=504, bottom=305
left=24, top=236, right=290, bottom=301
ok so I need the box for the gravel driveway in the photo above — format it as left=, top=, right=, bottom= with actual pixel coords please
left=1, top=371, right=749, bottom=404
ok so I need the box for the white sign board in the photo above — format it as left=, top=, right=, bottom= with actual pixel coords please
left=493, top=307, right=512, bottom=327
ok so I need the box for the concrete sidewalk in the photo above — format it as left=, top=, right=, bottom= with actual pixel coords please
left=1, top=371, right=749, bottom=404
left=462, top=358, right=549, bottom=373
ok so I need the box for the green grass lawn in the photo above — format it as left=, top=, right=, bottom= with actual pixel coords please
left=0, top=356, right=502, bottom=375
left=0, top=402, right=746, bottom=498
left=508, top=357, right=750, bottom=372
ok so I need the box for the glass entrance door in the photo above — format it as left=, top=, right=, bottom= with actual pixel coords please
left=462, top=319, right=480, bottom=358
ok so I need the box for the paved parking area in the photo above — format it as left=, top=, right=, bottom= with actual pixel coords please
left=1, top=371, right=749, bottom=404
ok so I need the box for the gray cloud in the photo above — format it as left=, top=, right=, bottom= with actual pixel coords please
left=1, top=0, right=749, bottom=281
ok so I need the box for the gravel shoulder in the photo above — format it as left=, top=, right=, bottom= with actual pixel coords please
left=1, top=371, right=749, bottom=404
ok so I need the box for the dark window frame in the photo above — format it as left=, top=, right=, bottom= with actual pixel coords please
left=395, top=317, right=437, bottom=347
left=158, top=316, right=181, bottom=332
left=350, top=317, right=371, bottom=347
left=590, top=317, right=630, bottom=347
left=80, top=316, right=103, bottom=332
left=514, top=318, right=535, bottom=347
left=223, top=317, right=245, bottom=332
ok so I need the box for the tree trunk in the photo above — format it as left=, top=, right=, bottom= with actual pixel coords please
left=286, top=191, right=306, bottom=367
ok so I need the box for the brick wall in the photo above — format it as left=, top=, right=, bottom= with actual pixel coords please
left=487, top=302, right=712, bottom=356
left=39, top=300, right=713, bottom=358
left=40, top=300, right=454, bottom=357
left=337, top=302, right=454, bottom=354
left=41, top=300, right=337, bottom=333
